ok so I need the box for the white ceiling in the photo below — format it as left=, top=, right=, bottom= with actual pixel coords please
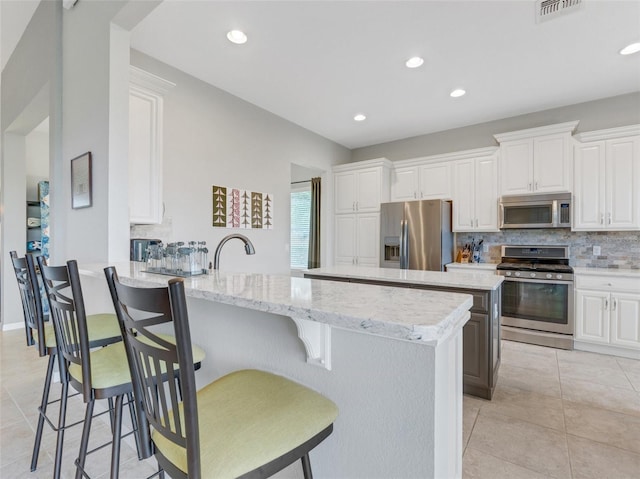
left=130, top=0, right=640, bottom=149
left=1, top=0, right=39, bottom=72
left=3, top=1, right=639, bottom=149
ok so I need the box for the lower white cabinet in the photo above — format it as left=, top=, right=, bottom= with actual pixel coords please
left=334, top=213, right=379, bottom=266
left=575, top=273, right=640, bottom=355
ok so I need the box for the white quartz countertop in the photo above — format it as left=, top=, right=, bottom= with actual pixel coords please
left=304, top=265, right=504, bottom=291
left=445, top=262, right=498, bottom=271
left=79, top=262, right=473, bottom=345
left=573, top=267, right=640, bottom=278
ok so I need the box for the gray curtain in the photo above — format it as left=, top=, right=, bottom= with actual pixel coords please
left=308, top=177, right=321, bottom=269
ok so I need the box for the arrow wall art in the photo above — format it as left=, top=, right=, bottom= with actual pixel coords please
left=212, top=185, right=274, bottom=229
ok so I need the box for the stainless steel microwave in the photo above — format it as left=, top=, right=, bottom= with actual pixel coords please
left=499, top=192, right=571, bottom=229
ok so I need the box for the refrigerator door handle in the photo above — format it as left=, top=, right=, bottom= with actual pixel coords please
left=400, top=219, right=409, bottom=269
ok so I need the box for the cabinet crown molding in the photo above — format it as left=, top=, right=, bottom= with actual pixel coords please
left=130, top=66, right=176, bottom=95
left=493, top=120, right=579, bottom=143
left=393, top=146, right=498, bottom=168
left=574, top=124, right=640, bottom=142
left=332, top=157, right=392, bottom=172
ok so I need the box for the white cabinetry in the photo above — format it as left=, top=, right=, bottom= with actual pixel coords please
left=391, top=160, right=452, bottom=201
left=129, top=66, right=175, bottom=224
left=495, top=121, right=578, bottom=195
left=334, top=213, right=380, bottom=266
left=334, top=159, right=390, bottom=213
left=573, top=126, right=640, bottom=231
left=333, top=159, right=391, bottom=266
left=575, top=272, right=640, bottom=358
left=451, top=148, right=499, bottom=232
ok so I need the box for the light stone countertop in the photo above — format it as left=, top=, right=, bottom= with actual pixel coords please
left=445, top=262, right=498, bottom=271
left=573, top=267, right=640, bottom=278
left=304, top=265, right=504, bottom=291
left=78, top=262, right=473, bottom=345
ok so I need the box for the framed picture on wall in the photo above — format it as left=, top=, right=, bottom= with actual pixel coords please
left=71, top=151, right=92, bottom=209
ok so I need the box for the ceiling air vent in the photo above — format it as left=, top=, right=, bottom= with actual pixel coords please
left=536, top=0, right=583, bottom=23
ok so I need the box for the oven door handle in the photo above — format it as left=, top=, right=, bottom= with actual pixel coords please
left=501, top=276, right=574, bottom=285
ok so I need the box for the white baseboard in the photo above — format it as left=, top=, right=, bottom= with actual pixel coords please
left=2, top=322, right=23, bottom=331
left=574, top=340, right=640, bottom=360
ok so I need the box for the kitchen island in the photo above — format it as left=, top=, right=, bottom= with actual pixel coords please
left=304, top=265, right=504, bottom=399
left=78, top=262, right=473, bottom=479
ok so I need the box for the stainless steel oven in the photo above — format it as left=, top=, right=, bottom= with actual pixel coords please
left=497, top=245, right=574, bottom=349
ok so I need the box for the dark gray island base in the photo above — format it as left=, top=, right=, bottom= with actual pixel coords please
left=304, top=267, right=502, bottom=400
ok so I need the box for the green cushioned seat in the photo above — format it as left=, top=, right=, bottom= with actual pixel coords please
left=67, top=333, right=205, bottom=391
left=151, top=333, right=206, bottom=365
left=34, top=313, right=121, bottom=349
left=152, top=369, right=339, bottom=479
left=68, top=342, right=131, bottom=390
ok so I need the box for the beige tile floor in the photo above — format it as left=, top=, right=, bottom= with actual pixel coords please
left=2, top=328, right=640, bottom=478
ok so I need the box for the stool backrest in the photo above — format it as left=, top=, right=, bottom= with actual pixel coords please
left=10, top=251, right=47, bottom=355
left=38, top=257, right=93, bottom=401
left=104, top=267, right=200, bottom=477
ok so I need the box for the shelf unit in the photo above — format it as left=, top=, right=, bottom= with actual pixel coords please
left=26, top=200, right=42, bottom=255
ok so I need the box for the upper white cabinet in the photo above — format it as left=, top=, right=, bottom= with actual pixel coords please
left=333, top=159, right=391, bottom=214
left=129, top=66, right=175, bottom=224
left=573, top=126, right=640, bottom=231
left=391, top=160, right=452, bottom=201
left=494, top=121, right=578, bottom=195
left=451, top=148, right=500, bottom=232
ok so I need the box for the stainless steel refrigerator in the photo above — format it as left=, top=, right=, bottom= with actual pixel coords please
left=380, top=200, right=454, bottom=271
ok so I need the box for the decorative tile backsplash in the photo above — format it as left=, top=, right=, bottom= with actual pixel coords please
left=456, top=230, right=640, bottom=269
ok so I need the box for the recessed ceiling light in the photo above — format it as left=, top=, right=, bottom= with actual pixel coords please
left=227, top=30, right=248, bottom=45
left=450, top=89, right=466, bottom=98
left=405, top=56, right=424, bottom=68
left=353, top=113, right=367, bottom=122
left=620, top=42, right=640, bottom=55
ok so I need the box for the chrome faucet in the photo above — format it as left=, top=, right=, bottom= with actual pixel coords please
left=213, top=234, right=255, bottom=270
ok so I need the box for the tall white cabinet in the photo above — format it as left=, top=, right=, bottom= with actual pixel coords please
left=451, top=148, right=500, bottom=232
left=494, top=121, right=578, bottom=196
left=573, top=126, right=640, bottom=231
left=129, top=66, right=175, bottom=224
left=333, top=159, right=391, bottom=266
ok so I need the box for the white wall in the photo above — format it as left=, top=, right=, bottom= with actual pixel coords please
left=25, top=126, right=49, bottom=199
left=130, top=50, right=350, bottom=274
left=352, top=92, right=640, bottom=162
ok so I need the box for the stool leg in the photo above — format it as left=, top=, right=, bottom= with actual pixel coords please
left=31, top=353, right=56, bottom=471
left=53, top=379, right=69, bottom=479
left=75, top=399, right=95, bottom=479
left=301, top=454, right=313, bottom=479
left=125, top=392, right=142, bottom=459
left=110, top=395, right=124, bottom=479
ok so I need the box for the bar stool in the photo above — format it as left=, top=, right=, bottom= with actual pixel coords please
left=38, top=257, right=140, bottom=479
left=105, top=266, right=339, bottom=479
left=9, top=251, right=122, bottom=479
